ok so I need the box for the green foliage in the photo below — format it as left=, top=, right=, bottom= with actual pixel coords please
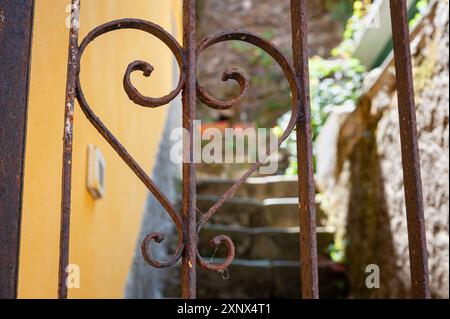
left=309, top=57, right=365, bottom=138
left=325, top=0, right=355, bottom=27
left=276, top=56, right=366, bottom=175
left=409, top=0, right=431, bottom=27
left=229, top=35, right=291, bottom=125
left=229, top=4, right=369, bottom=176
left=230, top=37, right=283, bottom=71
left=329, top=243, right=346, bottom=264
left=332, top=0, right=431, bottom=57
left=275, top=0, right=373, bottom=175
left=332, top=0, right=373, bottom=58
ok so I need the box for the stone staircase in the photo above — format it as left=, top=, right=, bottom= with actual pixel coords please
left=165, top=176, right=348, bottom=298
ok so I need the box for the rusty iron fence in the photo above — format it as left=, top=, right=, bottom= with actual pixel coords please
left=0, top=0, right=35, bottom=299
left=0, top=0, right=429, bottom=299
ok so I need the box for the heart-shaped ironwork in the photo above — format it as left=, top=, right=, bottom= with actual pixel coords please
left=75, top=19, right=300, bottom=273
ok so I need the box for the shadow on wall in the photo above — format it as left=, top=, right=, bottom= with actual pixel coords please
left=340, top=101, right=408, bottom=298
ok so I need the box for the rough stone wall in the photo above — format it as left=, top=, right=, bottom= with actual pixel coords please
left=196, top=0, right=349, bottom=125
left=197, top=0, right=345, bottom=56
left=317, top=0, right=449, bottom=298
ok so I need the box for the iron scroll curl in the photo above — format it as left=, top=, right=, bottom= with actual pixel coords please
left=75, top=19, right=186, bottom=268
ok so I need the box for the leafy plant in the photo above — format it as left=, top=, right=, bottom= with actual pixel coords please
left=332, top=0, right=373, bottom=58
left=274, top=0, right=375, bottom=175
left=276, top=56, right=366, bottom=175
left=230, top=3, right=371, bottom=175
left=409, top=0, right=431, bottom=27
left=328, top=241, right=347, bottom=264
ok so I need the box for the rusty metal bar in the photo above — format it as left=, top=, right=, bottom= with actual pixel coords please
left=290, top=0, right=319, bottom=299
left=389, top=0, right=430, bottom=299
left=181, top=0, right=197, bottom=299
left=0, top=0, right=35, bottom=299
left=58, top=0, right=80, bottom=299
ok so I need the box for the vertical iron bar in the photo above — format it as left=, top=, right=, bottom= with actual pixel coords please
left=181, top=0, right=197, bottom=299
left=389, top=0, right=430, bottom=299
left=0, top=0, right=35, bottom=299
left=290, top=0, right=319, bottom=299
left=58, top=0, right=80, bottom=299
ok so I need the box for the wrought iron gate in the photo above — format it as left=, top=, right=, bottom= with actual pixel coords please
left=0, top=0, right=430, bottom=299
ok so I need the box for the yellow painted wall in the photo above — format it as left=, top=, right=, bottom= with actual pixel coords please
left=19, top=0, right=181, bottom=299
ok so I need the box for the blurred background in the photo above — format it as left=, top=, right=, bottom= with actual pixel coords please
left=16, top=0, right=448, bottom=298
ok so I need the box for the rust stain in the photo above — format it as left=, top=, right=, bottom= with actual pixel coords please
left=0, top=9, right=5, bottom=33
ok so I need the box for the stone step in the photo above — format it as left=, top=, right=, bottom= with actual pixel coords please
left=196, top=195, right=327, bottom=227
left=198, top=224, right=335, bottom=260
left=197, top=259, right=348, bottom=299
left=164, top=259, right=348, bottom=299
left=197, top=175, right=299, bottom=200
